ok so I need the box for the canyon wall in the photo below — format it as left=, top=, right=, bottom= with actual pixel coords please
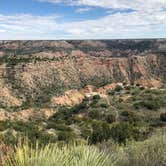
left=0, top=40, right=165, bottom=109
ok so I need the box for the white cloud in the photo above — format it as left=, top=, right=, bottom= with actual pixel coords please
left=37, top=0, right=166, bottom=11
left=61, top=10, right=166, bottom=39
left=76, top=7, right=92, bottom=13
left=0, top=6, right=166, bottom=39
left=0, top=14, right=61, bottom=39
left=0, top=30, right=6, bottom=33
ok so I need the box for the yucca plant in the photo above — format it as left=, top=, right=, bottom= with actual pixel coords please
left=3, top=141, right=117, bottom=166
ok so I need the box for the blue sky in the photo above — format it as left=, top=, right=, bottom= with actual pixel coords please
left=0, top=0, right=166, bottom=39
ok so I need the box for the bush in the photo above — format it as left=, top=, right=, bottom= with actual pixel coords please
left=90, top=121, right=111, bottom=144
left=131, top=89, right=140, bottom=95
left=125, top=86, right=132, bottom=90
left=100, top=103, right=109, bottom=108
left=115, top=85, right=123, bottom=92
left=90, top=99, right=99, bottom=108
left=93, top=95, right=101, bottom=100
left=121, top=111, right=141, bottom=124
left=107, top=90, right=115, bottom=95
left=123, top=82, right=127, bottom=86
left=88, top=110, right=103, bottom=120
left=58, top=131, right=76, bottom=142
left=105, top=113, right=116, bottom=123
left=160, top=113, right=166, bottom=122
left=51, top=103, right=87, bottom=121
left=133, top=100, right=160, bottom=110
left=110, top=122, right=136, bottom=144
left=81, top=126, right=92, bottom=139
left=69, top=103, right=87, bottom=114
left=132, top=89, right=166, bottom=110
left=47, top=122, right=72, bottom=131
left=139, top=86, right=145, bottom=90
left=0, top=121, right=10, bottom=131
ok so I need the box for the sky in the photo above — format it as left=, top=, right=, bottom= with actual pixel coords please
left=0, top=0, right=166, bottom=39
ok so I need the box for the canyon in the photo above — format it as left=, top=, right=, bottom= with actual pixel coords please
left=0, top=40, right=165, bottom=118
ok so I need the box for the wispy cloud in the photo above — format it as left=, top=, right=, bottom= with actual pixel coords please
left=37, top=0, right=166, bottom=11
left=0, top=29, right=6, bottom=33
left=0, top=0, right=166, bottom=39
left=0, top=14, right=60, bottom=39
left=62, top=10, right=166, bottom=39
left=76, top=7, right=93, bottom=14
left=0, top=8, right=166, bottom=39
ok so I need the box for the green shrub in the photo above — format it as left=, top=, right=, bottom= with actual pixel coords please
left=118, top=98, right=123, bottom=103
left=58, top=131, right=76, bottom=142
left=90, top=121, right=111, bottom=144
left=121, top=111, right=141, bottom=125
left=37, top=133, right=57, bottom=144
left=123, top=82, right=127, bottom=86
left=90, top=100, right=99, bottom=108
left=70, top=116, right=83, bottom=123
left=81, top=126, right=92, bottom=139
left=0, top=121, right=11, bottom=131
left=125, top=86, right=132, bottom=90
left=132, top=89, right=166, bottom=110
left=0, top=131, right=18, bottom=145
left=115, top=85, right=123, bottom=92
left=93, top=95, right=101, bottom=100
left=107, top=90, right=115, bottom=95
left=110, top=122, right=137, bottom=144
left=160, top=113, right=166, bottom=122
left=88, top=110, right=103, bottom=120
left=47, top=122, right=72, bottom=131
left=50, top=103, right=87, bottom=122
left=131, top=89, right=140, bottom=95
left=100, top=103, right=109, bottom=108
left=136, top=83, right=140, bottom=87
left=105, top=113, right=116, bottom=124
left=139, top=86, right=145, bottom=90
left=133, top=100, right=160, bottom=110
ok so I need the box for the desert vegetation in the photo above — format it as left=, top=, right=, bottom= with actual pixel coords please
left=0, top=86, right=165, bottom=166
left=0, top=40, right=166, bottom=165
left=0, top=87, right=165, bottom=145
left=0, top=132, right=165, bottom=166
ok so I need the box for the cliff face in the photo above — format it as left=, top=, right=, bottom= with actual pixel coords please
left=0, top=40, right=165, bottom=109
